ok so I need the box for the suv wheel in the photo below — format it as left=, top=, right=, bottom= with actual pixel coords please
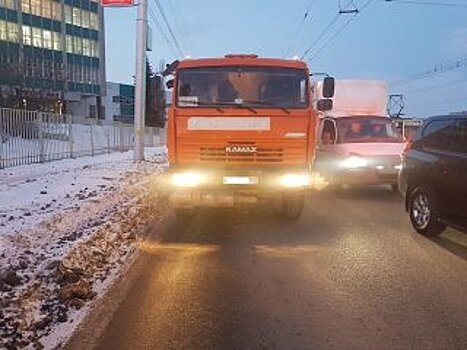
left=408, top=187, right=446, bottom=236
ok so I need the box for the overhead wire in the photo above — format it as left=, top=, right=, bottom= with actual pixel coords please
left=147, top=6, right=179, bottom=58
left=391, top=57, right=467, bottom=87
left=301, top=13, right=341, bottom=59
left=311, top=0, right=373, bottom=60
left=303, top=0, right=374, bottom=60
left=284, top=0, right=316, bottom=57
left=151, top=0, right=185, bottom=57
left=165, top=0, right=196, bottom=56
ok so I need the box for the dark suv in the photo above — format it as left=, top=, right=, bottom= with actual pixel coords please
left=399, top=115, right=467, bottom=236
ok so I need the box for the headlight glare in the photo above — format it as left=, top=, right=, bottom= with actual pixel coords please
left=171, top=172, right=203, bottom=187
left=280, top=174, right=310, bottom=188
left=340, top=156, right=368, bottom=169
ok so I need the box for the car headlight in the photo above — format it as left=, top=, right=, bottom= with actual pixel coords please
left=340, top=156, right=368, bottom=169
left=280, top=174, right=310, bottom=188
left=171, top=172, right=204, bottom=187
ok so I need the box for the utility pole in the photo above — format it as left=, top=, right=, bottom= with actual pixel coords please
left=134, top=0, right=148, bottom=162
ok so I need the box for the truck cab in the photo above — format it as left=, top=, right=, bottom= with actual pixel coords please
left=165, top=54, right=333, bottom=218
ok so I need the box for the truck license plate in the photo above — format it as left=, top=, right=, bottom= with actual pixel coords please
left=223, top=176, right=258, bottom=185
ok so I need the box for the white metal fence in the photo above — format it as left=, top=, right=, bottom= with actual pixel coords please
left=0, top=108, right=165, bottom=168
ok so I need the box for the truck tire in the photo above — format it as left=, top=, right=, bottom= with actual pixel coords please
left=408, top=187, right=446, bottom=237
left=281, top=192, right=305, bottom=220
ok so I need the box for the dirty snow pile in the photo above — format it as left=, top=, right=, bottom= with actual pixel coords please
left=0, top=148, right=168, bottom=350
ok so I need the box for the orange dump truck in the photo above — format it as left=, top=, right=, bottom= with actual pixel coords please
left=164, top=54, right=334, bottom=219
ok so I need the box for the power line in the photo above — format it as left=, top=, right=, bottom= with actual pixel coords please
left=165, top=0, right=196, bottom=56
left=391, top=58, right=467, bottom=87
left=148, top=6, right=179, bottom=58
left=151, top=0, right=185, bottom=57
left=308, top=12, right=357, bottom=61
left=174, top=0, right=197, bottom=56
left=383, top=0, right=467, bottom=8
left=284, top=0, right=316, bottom=57
left=301, top=13, right=340, bottom=59
left=307, top=0, right=374, bottom=61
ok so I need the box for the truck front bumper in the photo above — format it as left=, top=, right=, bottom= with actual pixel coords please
left=171, top=189, right=261, bottom=208
left=163, top=167, right=310, bottom=209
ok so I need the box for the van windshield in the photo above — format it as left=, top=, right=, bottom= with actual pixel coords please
left=337, top=116, right=402, bottom=143
left=176, top=66, right=309, bottom=109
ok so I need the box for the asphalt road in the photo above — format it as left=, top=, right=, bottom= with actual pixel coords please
left=92, top=187, right=467, bottom=350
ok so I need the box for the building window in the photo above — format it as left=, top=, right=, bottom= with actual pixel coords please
left=43, top=29, right=52, bottom=49
left=65, top=35, right=73, bottom=53
left=2, top=0, right=16, bottom=10
left=65, top=5, right=72, bottom=24
left=73, top=64, right=82, bottom=82
left=22, top=0, right=31, bottom=13
left=90, top=40, right=99, bottom=58
left=52, top=31, right=61, bottom=51
left=22, top=25, right=32, bottom=46
left=73, top=36, right=82, bottom=55
left=91, top=67, right=98, bottom=84
left=81, top=10, right=90, bottom=28
left=72, top=7, right=81, bottom=27
left=52, top=1, right=62, bottom=20
left=83, top=38, right=91, bottom=56
left=0, top=21, right=7, bottom=42
left=7, top=22, right=18, bottom=43
left=90, top=12, right=98, bottom=30
left=42, top=0, right=51, bottom=18
left=31, top=0, right=42, bottom=17
left=32, top=27, right=42, bottom=47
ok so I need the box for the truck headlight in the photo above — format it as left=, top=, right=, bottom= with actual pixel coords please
left=340, top=156, right=368, bottom=169
left=280, top=174, right=310, bottom=188
left=171, top=172, right=204, bottom=187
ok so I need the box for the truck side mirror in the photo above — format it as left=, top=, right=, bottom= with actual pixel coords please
left=317, top=99, right=333, bottom=112
left=322, top=77, right=335, bottom=98
left=166, top=79, right=174, bottom=89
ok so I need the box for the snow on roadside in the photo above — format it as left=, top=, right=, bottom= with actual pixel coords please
left=0, top=148, right=168, bottom=350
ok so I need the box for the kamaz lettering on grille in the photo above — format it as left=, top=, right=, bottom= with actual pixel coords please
left=225, top=146, right=258, bottom=153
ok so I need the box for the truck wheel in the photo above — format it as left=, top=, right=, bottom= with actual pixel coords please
left=408, top=187, right=446, bottom=237
left=174, top=208, right=196, bottom=219
left=281, top=192, right=305, bottom=220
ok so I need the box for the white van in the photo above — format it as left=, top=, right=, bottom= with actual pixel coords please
left=314, top=80, right=404, bottom=190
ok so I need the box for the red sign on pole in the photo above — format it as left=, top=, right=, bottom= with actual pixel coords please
left=101, top=0, right=134, bottom=7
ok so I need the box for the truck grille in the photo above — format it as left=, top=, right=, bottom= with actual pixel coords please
left=200, top=146, right=284, bottom=163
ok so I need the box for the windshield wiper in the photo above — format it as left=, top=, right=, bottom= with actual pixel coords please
left=241, top=99, right=291, bottom=114
left=192, top=101, right=259, bottom=114
left=217, top=101, right=258, bottom=114
left=194, top=101, right=225, bottom=114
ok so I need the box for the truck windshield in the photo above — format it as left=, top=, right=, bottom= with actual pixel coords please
left=176, top=66, right=309, bottom=109
left=337, top=116, right=402, bottom=143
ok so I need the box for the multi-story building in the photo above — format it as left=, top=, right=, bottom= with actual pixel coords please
left=0, top=0, right=106, bottom=116
left=104, top=81, right=134, bottom=124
